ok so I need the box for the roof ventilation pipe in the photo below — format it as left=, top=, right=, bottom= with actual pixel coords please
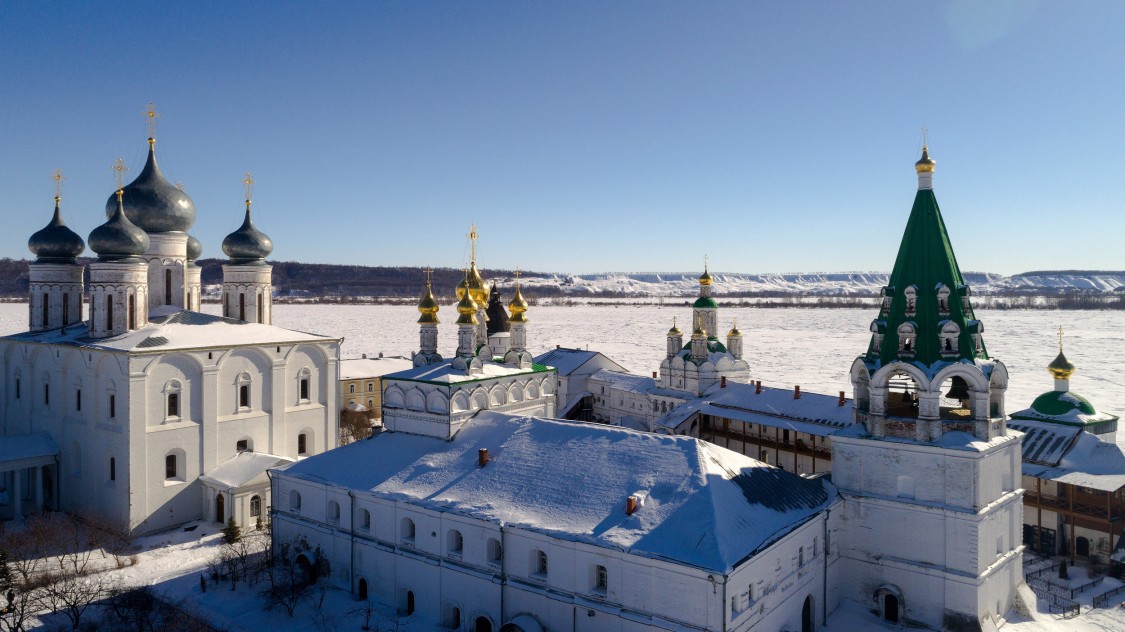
left=794, top=385, right=801, bottom=399
left=478, top=448, right=489, bottom=467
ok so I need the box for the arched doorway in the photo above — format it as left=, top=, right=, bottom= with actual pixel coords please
left=405, top=590, right=415, bottom=615
left=296, top=553, right=317, bottom=585
left=357, top=578, right=368, bottom=600
left=216, top=493, right=225, bottom=523
left=802, top=595, right=813, bottom=632
left=1077, top=536, right=1090, bottom=557
left=475, top=617, right=493, bottom=632
left=884, top=593, right=900, bottom=623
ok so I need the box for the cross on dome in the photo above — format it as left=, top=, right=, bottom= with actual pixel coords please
left=112, top=158, right=128, bottom=190
left=145, top=102, right=159, bottom=142
left=243, top=172, right=256, bottom=206
left=52, top=168, right=64, bottom=201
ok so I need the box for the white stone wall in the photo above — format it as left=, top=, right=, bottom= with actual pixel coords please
left=88, top=262, right=149, bottom=338
left=145, top=233, right=188, bottom=310
left=28, top=263, right=84, bottom=331
left=222, top=264, right=273, bottom=324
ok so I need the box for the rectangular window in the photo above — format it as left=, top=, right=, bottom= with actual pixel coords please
left=300, top=378, right=309, bottom=401
left=165, top=454, right=177, bottom=480
left=109, top=394, right=116, bottom=418
left=239, top=384, right=249, bottom=408
left=298, top=433, right=307, bottom=455
left=76, top=389, right=82, bottom=411
left=595, top=565, right=607, bottom=591
left=167, top=393, right=179, bottom=417
left=367, top=382, right=374, bottom=392
left=15, top=378, right=19, bottom=399
left=44, top=383, right=49, bottom=406
left=109, top=457, right=116, bottom=481
left=236, top=439, right=248, bottom=452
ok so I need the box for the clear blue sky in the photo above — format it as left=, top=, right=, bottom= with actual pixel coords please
left=1, top=2, right=1122, bottom=275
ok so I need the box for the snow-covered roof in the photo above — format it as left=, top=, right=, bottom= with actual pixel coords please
left=199, top=451, right=294, bottom=489
left=0, top=432, right=58, bottom=467
left=384, top=359, right=553, bottom=385
left=1007, top=419, right=1081, bottom=466
left=279, top=411, right=836, bottom=573
left=1016, top=428, right=1125, bottom=492
left=339, top=357, right=413, bottom=381
left=654, top=382, right=854, bottom=433
left=2, top=307, right=337, bottom=353
left=589, top=368, right=655, bottom=394
left=533, top=348, right=619, bottom=376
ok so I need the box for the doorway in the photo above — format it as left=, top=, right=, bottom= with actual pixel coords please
left=475, top=617, right=492, bottom=632
left=1077, top=536, right=1090, bottom=557
left=884, top=593, right=900, bottom=623
left=802, top=595, right=814, bottom=632
left=216, top=493, right=225, bottom=523
left=358, top=578, right=368, bottom=600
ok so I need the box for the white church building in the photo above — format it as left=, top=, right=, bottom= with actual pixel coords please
left=0, top=116, right=339, bottom=534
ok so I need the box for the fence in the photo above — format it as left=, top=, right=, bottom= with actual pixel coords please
left=1093, top=583, right=1125, bottom=608
left=1027, top=580, right=1081, bottom=617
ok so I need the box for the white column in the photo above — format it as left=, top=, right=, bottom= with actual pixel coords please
left=33, top=465, right=43, bottom=510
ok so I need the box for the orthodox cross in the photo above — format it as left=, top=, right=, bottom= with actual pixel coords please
left=514, top=268, right=522, bottom=288
left=52, top=169, right=65, bottom=202
left=145, top=103, right=159, bottom=140
left=112, top=158, right=128, bottom=190
left=467, top=224, right=479, bottom=263
left=703, top=254, right=708, bottom=271
left=243, top=172, right=256, bottom=205
left=1057, top=325, right=1065, bottom=352
left=423, top=267, right=433, bottom=288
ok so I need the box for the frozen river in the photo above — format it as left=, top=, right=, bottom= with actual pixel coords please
left=0, top=302, right=1122, bottom=416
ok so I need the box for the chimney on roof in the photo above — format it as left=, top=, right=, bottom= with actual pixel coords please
left=556, top=344, right=560, bottom=349
left=755, top=381, right=762, bottom=394
left=652, top=371, right=658, bottom=379
left=362, top=353, right=367, bottom=359
left=794, top=385, right=801, bottom=399
left=626, top=495, right=638, bottom=515
left=379, top=352, right=383, bottom=358
left=721, top=376, right=727, bottom=388
left=478, top=448, right=489, bottom=467
left=838, top=391, right=846, bottom=406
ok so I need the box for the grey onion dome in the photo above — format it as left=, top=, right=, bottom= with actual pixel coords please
left=90, top=193, right=150, bottom=261
left=28, top=198, right=85, bottom=263
left=186, top=234, right=203, bottom=261
left=222, top=205, right=273, bottom=264
left=105, top=139, right=196, bottom=233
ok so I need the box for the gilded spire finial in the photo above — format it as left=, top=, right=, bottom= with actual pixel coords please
left=52, top=168, right=65, bottom=203
left=514, top=268, right=522, bottom=287
left=467, top=224, right=479, bottom=264
left=243, top=172, right=255, bottom=209
left=112, top=158, right=128, bottom=190
left=1057, top=325, right=1064, bottom=353
left=424, top=267, right=433, bottom=288
left=145, top=102, right=159, bottom=145
left=175, top=181, right=186, bottom=192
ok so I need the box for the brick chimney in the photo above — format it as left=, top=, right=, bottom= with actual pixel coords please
left=478, top=448, right=489, bottom=467
left=794, top=385, right=801, bottom=399
left=838, top=391, right=846, bottom=406
left=720, top=376, right=727, bottom=388
left=652, top=371, right=658, bottom=379
left=626, top=495, right=638, bottom=515
left=755, top=380, right=762, bottom=394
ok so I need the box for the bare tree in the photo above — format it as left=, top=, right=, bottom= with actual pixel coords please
left=260, top=539, right=309, bottom=617
left=40, top=569, right=119, bottom=630
left=340, top=410, right=374, bottom=445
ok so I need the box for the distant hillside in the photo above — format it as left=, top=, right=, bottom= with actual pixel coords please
left=2, top=258, right=1124, bottom=301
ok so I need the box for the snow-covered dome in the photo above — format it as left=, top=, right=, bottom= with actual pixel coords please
left=222, top=206, right=273, bottom=265
left=28, top=198, right=85, bottom=263
left=106, top=139, right=196, bottom=233
left=186, top=234, right=203, bottom=261
left=90, top=192, right=150, bottom=261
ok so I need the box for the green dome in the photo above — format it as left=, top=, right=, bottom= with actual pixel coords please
left=692, top=296, right=718, bottom=309
left=1028, top=390, right=1097, bottom=418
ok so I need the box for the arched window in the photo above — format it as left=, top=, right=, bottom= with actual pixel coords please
left=328, top=500, right=341, bottom=523
left=359, top=508, right=371, bottom=531
left=257, top=293, right=263, bottom=323
left=128, top=294, right=136, bottom=330
left=236, top=372, right=251, bottom=410
left=106, top=294, right=113, bottom=331
left=109, top=457, right=116, bottom=482
left=250, top=495, right=262, bottom=517
left=297, top=432, right=308, bottom=455
left=165, top=453, right=179, bottom=480
left=298, top=368, right=311, bottom=402
left=42, top=292, right=48, bottom=327
left=402, top=517, right=416, bottom=543
left=239, top=293, right=246, bottom=321
left=940, top=321, right=960, bottom=357
left=936, top=284, right=951, bottom=314
left=448, top=529, right=464, bottom=556
left=165, top=380, right=182, bottom=419
left=533, top=549, right=548, bottom=577
left=487, top=538, right=503, bottom=565
left=903, top=285, right=917, bottom=316
left=897, top=323, right=916, bottom=357
left=236, top=438, right=252, bottom=452
left=594, top=564, right=608, bottom=593
left=289, top=490, right=301, bottom=511
left=165, top=269, right=172, bottom=305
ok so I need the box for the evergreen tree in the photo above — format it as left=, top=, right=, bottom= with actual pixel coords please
left=222, top=517, right=242, bottom=544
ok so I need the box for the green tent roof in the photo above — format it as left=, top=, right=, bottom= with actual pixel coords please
left=865, top=187, right=988, bottom=368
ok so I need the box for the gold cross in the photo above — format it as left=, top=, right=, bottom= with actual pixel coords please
left=1058, top=325, right=1064, bottom=352
left=703, top=254, right=708, bottom=271
left=145, top=103, right=159, bottom=139
left=243, top=172, right=255, bottom=203
left=112, top=158, right=128, bottom=189
left=52, top=169, right=64, bottom=201
left=423, top=267, right=433, bottom=287
left=467, top=224, right=479, bottom=263
left=514, top=268, right=522, bottom=287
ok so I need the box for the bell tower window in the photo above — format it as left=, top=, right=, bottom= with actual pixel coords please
left=936, top=284, right=950, bottom=315
left=903, top=285, right=917, bottom=317
left=165, top=269, right=172, bottom=305
left=897, top=322, right=916, bottom=357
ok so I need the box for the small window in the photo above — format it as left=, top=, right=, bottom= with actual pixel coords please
left=349, top=383, right=356, bottom=394
left=165, top=454, right=178, bottom=480
left=14, top=377, right=19, bottom=400
left=298, top=433, right=308, bottom=455
left=250, top=495, right=262, bottom=517
left=75, top=388, right=82, bottom=412
left=328, top=500, right=341, bottom=523
left=167, top=392, right=179, bottom=418
left=109, top=393, right=116, bottom=418
left=299, top=378, right=309, bottom=401
left=109, top=457, right=116, bottom=481
left=448, top=529, right=464, bottom=555
left=487, top=538, right=503, bottom=565
left=535, top=549, right=548, bottom=576
left=236, top=439, right=249, bottom=452
left=360, top=508, right=371, bottom=531
left=239, top=384, right=250, bottom=408
left=290, top=490, right=301, bottom=511
left=595, top=564, right=607, bottom=592
left=799, top=546, right=805, bottom=566
left=106, top=295, right=113, bottom=331
left=402, top=518, right=416, bottom=543
left=367, top=382, right=374, bottom=392
left=44, top=383, right=50, bottom=406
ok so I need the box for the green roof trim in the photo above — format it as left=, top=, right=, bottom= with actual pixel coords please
left=693, top=296, right=718, bottom=309
left=866, top=188, right=988, bottom=368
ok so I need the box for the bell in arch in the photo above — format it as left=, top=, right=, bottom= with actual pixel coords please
left=944, top=376, right=970, bottom=401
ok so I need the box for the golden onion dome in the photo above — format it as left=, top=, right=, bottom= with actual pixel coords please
left=915, top=145, right=935, bottom=173
left=455, top=276, right=469, bottom=301
left=699, top=268, right=713, bottom=286
left=417, top=283, right=439, bottom=324
left=508, top=284, right=529, bottom=323
left=728, top=320, right=742, bottom=337
left=667, top=320, right=682, bottom=337
left=1047, top=351, right=1076, bottom=380
left=692, top=326, right=707, bottom=338
left=466, top=261, right=489, bottom=305
left=455, top=291, right=478, bottom=325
